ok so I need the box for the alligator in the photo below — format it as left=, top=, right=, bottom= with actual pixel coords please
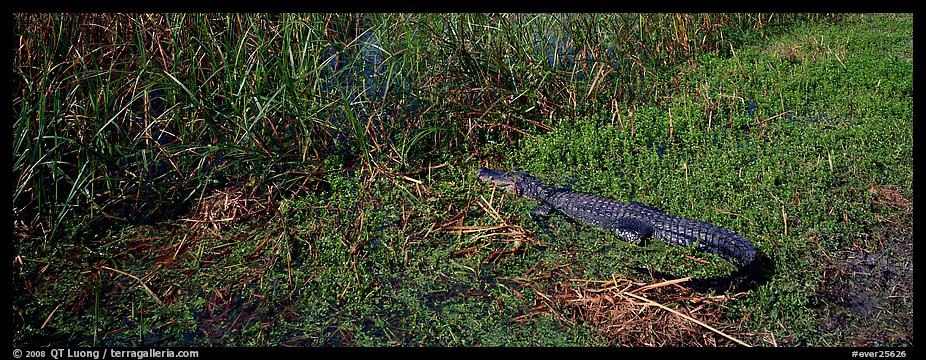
left=478, top=168, right=766, bottom=291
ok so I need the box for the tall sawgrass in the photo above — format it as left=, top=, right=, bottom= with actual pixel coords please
left=12, top=13, right=839, bottom=242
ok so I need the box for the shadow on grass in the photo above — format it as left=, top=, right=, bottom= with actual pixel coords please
left=635, top=252, right=776, bottom=294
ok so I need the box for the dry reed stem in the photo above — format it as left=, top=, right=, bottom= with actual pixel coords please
left=629, top=276, right=692, bottom=293
left=440, top=194, right=535, bottom=262
left=101, top=266, right=164, bottom=305
left=40, top=303, right=62, bottom=330
left=623, top=292, right=751, bottom=347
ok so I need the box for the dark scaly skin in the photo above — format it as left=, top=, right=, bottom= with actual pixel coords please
left=477, top=168, right=756, bottom=267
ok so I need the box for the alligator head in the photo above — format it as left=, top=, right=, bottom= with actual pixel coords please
left=477, top=168, right=520, bottom=195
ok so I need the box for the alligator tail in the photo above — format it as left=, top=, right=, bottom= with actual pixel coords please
left=653, top=216, right=757, bottom=267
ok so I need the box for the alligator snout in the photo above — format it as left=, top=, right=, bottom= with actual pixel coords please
left=477, top=168, right=519, bottom=193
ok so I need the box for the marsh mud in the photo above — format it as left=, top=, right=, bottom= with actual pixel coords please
left=813, top=185, right=913, bottom=346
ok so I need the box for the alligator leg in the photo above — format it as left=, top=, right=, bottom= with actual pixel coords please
left=530, top=204, right=553, bottom=216
left=607, top=217, right=655, bottom=244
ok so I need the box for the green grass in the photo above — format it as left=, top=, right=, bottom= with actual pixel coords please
left=13, top=13, right=911, bottom=347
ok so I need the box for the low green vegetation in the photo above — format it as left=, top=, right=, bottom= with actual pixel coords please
left=13, top=13, right=911, bottom=347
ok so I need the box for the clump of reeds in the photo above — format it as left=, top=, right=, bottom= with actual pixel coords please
left=13, top=13, right=834, bottom=243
